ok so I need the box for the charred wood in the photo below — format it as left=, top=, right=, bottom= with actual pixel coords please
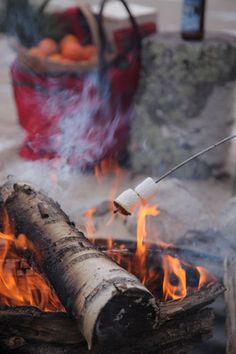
left=0, top=282, right=224, bottom=353
left=0, top=307, right=214, bottom=354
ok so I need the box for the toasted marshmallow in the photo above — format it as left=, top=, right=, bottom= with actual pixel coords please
left=114, top=178, right=158, bottom=215
left=114, top=188, right=141, bottom=215
left=134, top=177, right=158, bottom=202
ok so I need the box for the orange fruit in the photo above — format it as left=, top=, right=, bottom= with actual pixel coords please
left=39, top=38, right=58, bottom=56
left=61, top=41, right=83, bottom=61
left=49, top=54, right=73, bottom=65
left=60, top=34, right=78, bottom=50
left=28, top=46, right=47, bottom=58
left=49, top=53, right=63, bottom=62
left=81, top=45, right=97, bottom=61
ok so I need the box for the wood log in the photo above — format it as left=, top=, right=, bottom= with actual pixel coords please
left=0, top=308, right=214, bottom=354
left=159, top=282, right=224, bottom=322
left=0, top=282, right=224, bottom=353
left=224, top=256, right=236, bottom=354
left=0, top=181, right=159, bottom=349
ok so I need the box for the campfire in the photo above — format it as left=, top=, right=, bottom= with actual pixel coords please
left=0, top=202, right=216, bottom=310
left=0, top=173, right=224, bottom=353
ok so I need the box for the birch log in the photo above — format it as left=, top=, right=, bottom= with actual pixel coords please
left=0, top=182, right=159, bottom=349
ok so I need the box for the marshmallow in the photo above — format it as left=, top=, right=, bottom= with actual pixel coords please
left=134, top=177, right=158, bottom=202
left=114, top=178, right=159, bottom=215
left=114, top=188, right=141, bottom=215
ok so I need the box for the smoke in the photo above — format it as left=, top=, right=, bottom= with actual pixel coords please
left=21, top=69, right=132, bottom=172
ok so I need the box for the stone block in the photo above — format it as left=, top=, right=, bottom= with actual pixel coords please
left=130, top=33, right=236, bottom=179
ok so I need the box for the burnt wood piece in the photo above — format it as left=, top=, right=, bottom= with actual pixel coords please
left=0, top=282, right=224, bottom=354
left=159, top=282, right=224, bottom=323
left=224, top=256, right=236, bottom=354
left=0, top=308, right=213, bottom=354
left=0, top=181, right=159, bottom=349
left=0, top=308, right=214, bottom=354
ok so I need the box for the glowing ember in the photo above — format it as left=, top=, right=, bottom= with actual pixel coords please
left=0, top=210, right=64, bottom=311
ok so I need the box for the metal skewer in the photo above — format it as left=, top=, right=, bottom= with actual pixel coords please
left=113, top=133, right=236, bottom=215
left=155, top=133, right=236, bottom=184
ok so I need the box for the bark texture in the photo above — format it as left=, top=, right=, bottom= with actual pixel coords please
left=0, top=181, right=159, bottom=349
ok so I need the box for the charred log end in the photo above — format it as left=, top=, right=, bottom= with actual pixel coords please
left=94, top=291, right=159, bottom=347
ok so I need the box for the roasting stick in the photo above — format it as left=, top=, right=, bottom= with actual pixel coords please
left=114, top=133, right=236, bottom=215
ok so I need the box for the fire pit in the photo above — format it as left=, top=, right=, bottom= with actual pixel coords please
left=0, top=180, right=224, bottom=354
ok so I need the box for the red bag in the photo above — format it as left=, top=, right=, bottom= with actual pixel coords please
left=11, top=0, right=141, bottom=169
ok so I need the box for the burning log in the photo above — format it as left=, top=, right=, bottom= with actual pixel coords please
left=224, top=256, right=236, bottom=354
left=0, top=181, right=159, bottom=349
left=0, top=282, right=224, bottom=354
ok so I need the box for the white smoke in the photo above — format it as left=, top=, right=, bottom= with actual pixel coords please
left=30, top=70, right=132, bottom=171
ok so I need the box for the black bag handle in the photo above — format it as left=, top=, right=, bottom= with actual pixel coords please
left=96, top=0, right=142, bottom=94
left=97, top=0, right=142, bottom=67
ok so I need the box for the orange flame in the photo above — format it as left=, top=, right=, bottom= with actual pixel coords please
left=0, top=156, right=217, bottom=310
left=196, top=266, right=217, bottom=290
left=136, top=205, right=159, bottom=258
left=107, top=237, right=113, bottom=251
left=108, top=162, right=123, bottom=210
left=94, top=159, right=123, bottom=211
left=162, top=255, right=187, bottom=301
left=94, top=159, right=120, bottom=183
left=93, top=161, right=217, bottom=303
left=0, top=210, right=64, bottom=311
left=84, top=207, right=97, bottom=242
left=93, top=158, right=124, bottom=254
left=135, top=205, right=159, bottom=284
